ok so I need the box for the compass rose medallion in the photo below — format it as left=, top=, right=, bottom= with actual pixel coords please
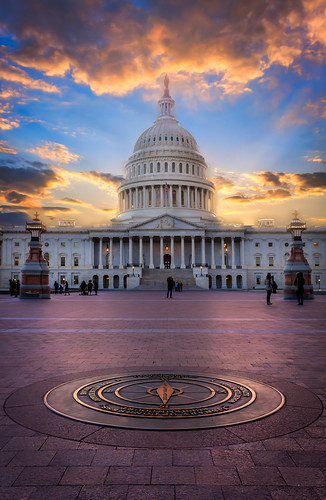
left=44, top=372, right=285, bottom=430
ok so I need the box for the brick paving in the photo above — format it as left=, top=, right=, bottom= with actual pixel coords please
left=0, top=290, right=325, bottom=499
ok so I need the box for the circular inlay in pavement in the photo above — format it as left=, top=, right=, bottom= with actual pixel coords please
left=44, top=372, right=285, bottom=430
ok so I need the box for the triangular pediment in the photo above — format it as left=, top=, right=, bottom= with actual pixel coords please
left=131, top=214, right=202, bottom=230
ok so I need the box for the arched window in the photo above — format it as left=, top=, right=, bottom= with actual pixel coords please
left=186, top=164, right=189, bottom=174
left=150, top=163, right=153, bottom=173
left=172, top=162, right=175, bottom=173
left=143, top=163, right=146, bottom=174
left=165, top=162, right=168, bottom=172
left=179, top=163, right=182, bottom=173
left=157, top=162, right=160, bottom=173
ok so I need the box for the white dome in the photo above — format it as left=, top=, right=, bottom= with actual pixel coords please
left=133, top=117, right=199, bottom=153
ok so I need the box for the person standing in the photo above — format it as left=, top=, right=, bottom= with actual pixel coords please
left=167, top=276, right=174, bottom=299
left=88, top=280, right=93, bottom=295
left=265, top=273, right=273, bottom=305
left=294, top=272, right=305, bottom=305
left=54, top=281, right=59, bottom=294
left=93, top=280, right=98, bottom=295
left=64, top=280, right=70, bottom=296
left=15, top=279, right=20, bottom=297
left=272, top=278, right=278, bottom=294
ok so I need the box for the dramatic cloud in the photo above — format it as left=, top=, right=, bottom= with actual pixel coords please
left=0, top=211, right=29, bottom=226
left=212, top=175, right=235, bottom=191
left=0, top=60, right=59, bottom=94
left=0, top=158, right=65, bottom=199
left=293, top=171, right=326, bottom=190
left=1, top=0, right=325, bottom=99
left=0, top=140, right=17, bottom=155
left=27, top=142, right=80, bottom=164
left=61, top=197, right=83, bottom=204
left=5, top=191, right=29, bottom=204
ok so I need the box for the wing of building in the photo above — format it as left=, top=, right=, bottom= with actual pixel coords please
left=1, top=77, right=325, bottom=291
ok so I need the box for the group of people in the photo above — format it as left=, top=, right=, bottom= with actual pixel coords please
left=79, top=279, right=98, bottom=295
left=265, top=272, right=305, bottom=305
left=53, top=279, right=99, bottom=296
left=9, top=279, right=20, bottom=297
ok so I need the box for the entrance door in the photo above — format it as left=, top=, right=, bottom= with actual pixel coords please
left=164, top=254, right=171, bottom=269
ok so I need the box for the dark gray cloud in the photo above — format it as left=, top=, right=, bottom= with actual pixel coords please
left=0, top=211, right=29, bottom=225
left=294, top=171, right=326, bottom=189
left=0, top=157, right=63, bottom=196
left=87, top=171, right=124, bottom=185
left=5, top=191, right=29, bottom=203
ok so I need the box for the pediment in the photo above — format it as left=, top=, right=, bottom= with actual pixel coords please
left=131, top=215, right=201, bottom=230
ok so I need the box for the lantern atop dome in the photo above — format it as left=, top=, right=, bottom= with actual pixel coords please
left=158, top=74, right=175, bottom=118
left=286, top=211, right=306, bottom=241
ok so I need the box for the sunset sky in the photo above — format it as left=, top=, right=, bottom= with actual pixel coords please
left=0, top=0, right=325, bottom=227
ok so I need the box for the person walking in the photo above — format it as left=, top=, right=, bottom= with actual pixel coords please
left=294, top=271, right=305, bottom=305
left=64, top=280, right=70, bottom=296
left=88, top=280, right=93, bottom=295
left=265, top=272, right=273, bottom=305
left=54, top=281, right=59, bottom=294
left=93, top=280, right=98, bottom=295
left=167, top=276, right=174, bottom=299
left=80, top=280, right=87, bottom=295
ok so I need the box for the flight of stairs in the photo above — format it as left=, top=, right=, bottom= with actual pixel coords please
left=137, top=268, right=197, bottom=290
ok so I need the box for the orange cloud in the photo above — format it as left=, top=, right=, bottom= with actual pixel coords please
left=0, top=140, right=17, bottom=154
left=1, top=0, right=325, bottom=100
left=0, top=60, right=59, bottom=94
left=27, top=142, right=80, bottom=164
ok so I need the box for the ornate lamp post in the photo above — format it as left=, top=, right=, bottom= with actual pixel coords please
left=283, top=211, right=313, bottom=300
left=20, top=212, right=51, bottom=299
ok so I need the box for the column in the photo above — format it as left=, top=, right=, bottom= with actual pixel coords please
left=241, top=238, right=245, bottom=268
left=160, top=185, right=164, bottom=207
left=187, top=186, right=190, bottom=208
left=90, top=238, right=94, bottom=268
left=135, top=187, right=139, bottom=208
left=129, top=237, right=133, bottom=266
left=119, top=238, right=123, bottom=268
left=149, top=236, right=154, bottom=268
left=221, top=238, right=226, bottom=269
left=171, top=236, right=175, bottom=269
left=139, top=237, right=143, bottom=267
left=211, top=238, right=215, bottom=269
left=1, top=239, right=6, bottom=266
left=181, top=236, right=185, bottom=268
left=178, top=186, right=182, bottom=207
left=191, top=236, right=195, bottom=267
left=151, top=185, right=154, bottom=207
left=99, top=237, right=103, bottom=269
left=231, top=237, right=236, bottom=269
left=201, top=236, right=205, bottom=266
left=160, top=236, right=164, bottom=268
left=109, top=238, right=113, bottom=268
left=195, top=187, right=198, bottom=208
left=169, top=185, right=173, bottom=207
left=129, top=189, right=132, bottom=209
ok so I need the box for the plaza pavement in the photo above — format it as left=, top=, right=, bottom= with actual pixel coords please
left=0, top=289, right=325, bottom=500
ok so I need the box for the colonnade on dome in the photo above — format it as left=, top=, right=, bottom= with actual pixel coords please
left=119, top=183, right=215, bottom=214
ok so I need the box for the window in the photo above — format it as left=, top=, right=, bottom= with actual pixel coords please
left=14, top=256, right=19, bottom=266
left=159, top=136, right=161, bottom=141
left=176, top=136, right=179, bottom=141
left=256, top=256, right=261, bottom=267
left=74, top=257, right=79, bottom=267
left=157, top=162, right=160, bottom=173
left=179, top=163, right=182, bottom=173
left=137, top=165, right=140, bottom=174
left=269, top=256, right=274, bottom=267
left=61, top=256, right=66, bottom=266
left=150, top=163, right=153, bottom=173
left=315, top=275, right=321, bottom=286
left=14, top=242, right=20, bottom=247
left=172, top=162, right=175, bottom=172
left=268, top=242, right=273, bottom=247
left=192, top=165, right=195, bottom=175
left=186, top=164, right=189, bottom=174
left=60, top=242, right=66, bottom=247
left=255, top=275, right=262, bottom=285
left=133, top=166, right=135, bottom=176
left=44, top=252, right=49, bottom=265
left=73, top=242, right=80, bottom=248
left=197, top=166, right=199, bottom=176
left=171, top=136, right=173, bottom=140
left=255, top=242, right=260, bottom=247
left=60, top=275, right=66, bottom=285
left=285, top=242, right=289, bottom=247
left=314, top=242, right=319, bottom=247
left=73, top=275, right=79, bottom=285
left=165, top=136, right=167, bottom=140
left=314, top=255, right=320, bottom=267
left=165, top=162, right=168, bottom=172
left=143, top=163, right=146, bottom=174
left=153, top=137, right=156, bottom=141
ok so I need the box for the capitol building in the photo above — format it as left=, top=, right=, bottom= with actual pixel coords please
left=1, top=77, right=325, bottom=291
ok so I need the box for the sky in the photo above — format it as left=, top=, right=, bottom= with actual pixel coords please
left=0, top=0, right=325, bottom=228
